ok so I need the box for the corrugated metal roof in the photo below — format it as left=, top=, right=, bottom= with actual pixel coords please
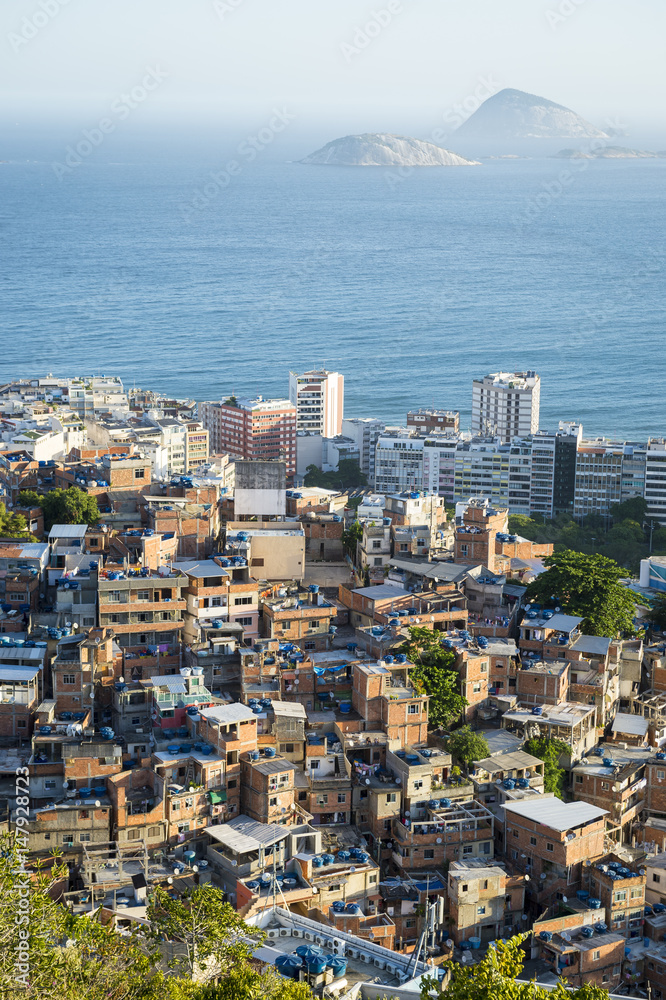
left=270, top=701, right=307, bottom=719
left=612, top=713, right=649, bottom=736
left=504, top=797, right=607, bottom=831
left=570, top=635, right=612, bottom=657
left=201, top=703, right=256, bottom=725
left=0, top=665, right=40, bottom=681
left=207, top=814, right=287, bottom=852
left=48, top=524, right=88, bottom=538
left=0, top=647, right=46, bottom=662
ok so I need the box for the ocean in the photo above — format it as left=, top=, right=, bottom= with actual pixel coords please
left=1, top=140, right=664, bottom=439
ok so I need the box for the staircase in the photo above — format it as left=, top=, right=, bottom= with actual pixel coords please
left=334, top=752, right=346, bottom=777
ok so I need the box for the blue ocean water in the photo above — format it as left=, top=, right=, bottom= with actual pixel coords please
left=1, top=149, right=664, bottom=438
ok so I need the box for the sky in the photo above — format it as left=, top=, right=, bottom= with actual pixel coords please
left=1, top=0, right=665, bottom=146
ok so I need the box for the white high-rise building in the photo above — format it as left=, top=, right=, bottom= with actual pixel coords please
left=288, top=370, right=344, bottom=438
left=341, top=417, right=384, bottom=482
left=471, top=371, right=540, bottom=443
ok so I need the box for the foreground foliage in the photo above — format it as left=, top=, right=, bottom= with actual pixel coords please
left=523, top=736, right=570, bottom=799
left=0, top=835, right=310, bottom=1000
left=420, top=933, right=613, bottom=1000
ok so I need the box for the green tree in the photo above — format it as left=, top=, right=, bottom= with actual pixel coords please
left=171, top=968, right=313, bottom=1000
left=341, top=519, right=362, bottom=560
left=524, top=736, right=570, bottom=799
left=397, top=626, right=467, bottom=728
left=0, top=833, right=156, bottom=1000
left=524, top=550, right=637, bottom=637
left=445, top=725, right=489, bottom=769
left=147, top=884, right=262, bottom=986
left=0, top=503, right=31, bottom=539
left=610, top=495, right=648, bottom=524
left=303, top=460, right=367, bottom=490
left=420, top=933, right=611, bottom=1000
left=19, top=487, right=100, bottom=531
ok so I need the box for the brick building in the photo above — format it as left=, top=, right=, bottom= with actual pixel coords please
left=504, top=798, right=607, bottom=910
left=199, top=397, right=297, bottom=476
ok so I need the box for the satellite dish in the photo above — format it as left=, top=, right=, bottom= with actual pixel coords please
left=562, top=896, right=568, bottom=902
left=405, top=811, right=410, bottom=818
left=95, top=800, right=101, bottom=807
left=540, top=873, right=547, bottom=880
left=386, top=842, right=392, bottom=849
left=350, top=866, right=356, bottom=873
left=395, top=777, right=401, bottom=785
left=562, top=932, right=571, bottom=941
left=192, top=865, right=199, bottom=873
left=167, top=877, right=173, bottom=885
left=436, top=838, right=442, bottom=844
left=524, top=875, right=530, bottom=881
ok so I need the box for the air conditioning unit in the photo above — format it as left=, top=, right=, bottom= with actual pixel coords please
left=279, top=929, right=290, bottom=937
left=304, top=932, right=314, bottom=941
left=292, top=929, right=304, bottom=938
left=267, top=929, right=280, bottom=940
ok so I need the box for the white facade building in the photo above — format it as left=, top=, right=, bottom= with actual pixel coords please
left=646, top=439, right=666, bottom=525
left=374, top=429, right=424, bottom=494
left=288, top=369, right=344, bottom=438
left=471, top=371, right=541, bottom=443
left=341, top=417, right=385, bottom=483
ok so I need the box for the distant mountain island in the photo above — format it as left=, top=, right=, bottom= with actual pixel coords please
left=554, top=145, right=664, bottom=159
left=454, top=88, right=608, bottom=141
left=300, top=133, right=479, bottom=167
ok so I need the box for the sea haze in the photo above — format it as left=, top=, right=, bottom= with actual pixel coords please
left=1, top=132, right=664, bottom=440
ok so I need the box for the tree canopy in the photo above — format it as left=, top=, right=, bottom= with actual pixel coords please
left=445, top=726, right=489, bottom=768
left=420, top=933, right=611, bottom=1000
left=303, top=459, right=367, bottom=490
left=0, top=833, right=311, bottom=1000
left=524, top=549, right=637, bottom=637
left=523, top=736, right=570, bottom=799
left=0, top=503, right=32, bottom=539
left=18, top=487, right=100, bottom=532
left=508, top=502, right=666, bottom=575
left=397, top=626, right=467, bottom=728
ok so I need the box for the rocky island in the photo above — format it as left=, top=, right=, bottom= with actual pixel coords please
left=454, top=88, right=608, bottom=141
left=553, top=145, right=662, bottom=159
left=300, top=133, right=479, bottom=167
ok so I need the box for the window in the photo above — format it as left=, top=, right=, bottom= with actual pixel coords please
left=137, top=590, right=150, bottom=602
left=17, top=720, right=26, bottom=729
left=546, top=842, right=554, bottom=852
left=630, top=887, right=643, bottom=898
left=614, top=890, right=627, bottom=902
left=424, top=850, right=434, bottom=860
left=298, top=791, right=307, bottom=802
left=513, top=830, right=519, bottom=838
left=575, top=775, right=583, bottom=784
left=269, top=798, right=277, bottom=806
left=317, top=794, right=328, bottom=805
left=134, top=468, right=145, bottom=479
left=414, top=779, right=423, bottom=790
left=62, top=835, right=74, bottom=846
left=592, top=951, right=600, bottom=962
left=530, top=836, right=537, bottom=846
left=177, top=822, right=190, bottom=834
left=373, top=558, right=383, bottom=567
left=480, top=663, right=487, bottom=673
left=659, top=770, right=665, bottom=780
left=80, top=833, right=91, bottom=842
left=62, top=674, right=76, bottom=685
left=478, top=906, right=486, bottom=915
left=372, top=541, right=381, bottom=549
left=653, top=874, right=661, bottom=884
left=148, top=826, right=161, bottom=838
left=463, top=845, right=473, bottom=856
left=386, top=793, right=396, bottom=803
left=45, top=780, right=56, bottom=790
left=601, top=782, right=609, bottom=790
left=237, top=617, right=253, bottom=626
left=107, top=591, right=122, bottom=603
left=338, top=793, right=346, bottom=803
left=234, top=597, right=252, bottom=606
left=309, top=621, right=320, bottom=630
left=251, top=558, right=264, bottom=567
left=408, top=704, right=418, bottom=714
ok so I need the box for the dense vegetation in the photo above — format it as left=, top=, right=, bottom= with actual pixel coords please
left=0, top=836, right=311, bottom=1000
left=0, top=503, right=32, bottom=539
left=18, top=487, right=100, bottom=532
left=524, top=550, right=638, bottom=637
left=303, top=459, right=367, bottom=490
left=420, top=933, right=612, bottom=1000
left=445, top=727, right=490, bottom=769
left=509, top=496, right=666, bottom=574
left=523, top=736, right=570, bottom=799
left=397, top=627, right=468, bottom=727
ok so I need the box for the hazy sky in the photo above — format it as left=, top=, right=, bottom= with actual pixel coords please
left=2, top=0, right=665, bottom=138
